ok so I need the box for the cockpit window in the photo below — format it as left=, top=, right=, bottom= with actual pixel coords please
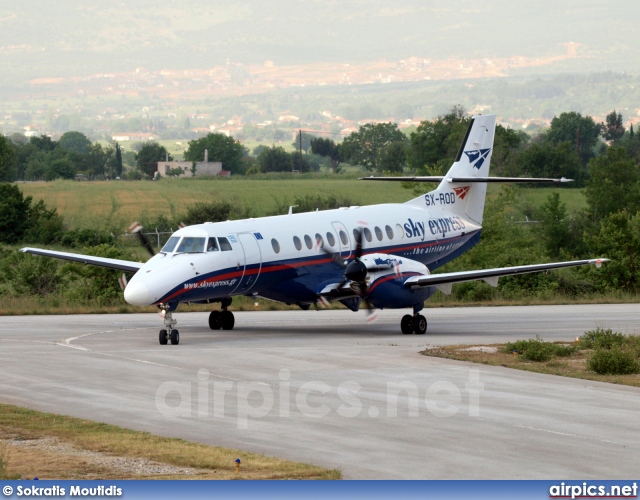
left=218, top=237, right=233, bottom=251
left=177, top=237, right=206, bottom=253
left=207, top=237, right=219, bottom=252
left=161, top=236, right=180, bottom=253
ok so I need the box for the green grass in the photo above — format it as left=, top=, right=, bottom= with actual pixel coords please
left=18, top=176, right=415, bottom=231
left=18, top=178, right=588, bottom=232
left=0, top=403, right=341, bottom=480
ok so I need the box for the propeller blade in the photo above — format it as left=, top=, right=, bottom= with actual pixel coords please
left=118, top=274, right=128, bottom=290
left=353, top=227, right=363, bottom=260
left=128, top=221, right=155, bottom=257
left=362, top=297, right=378, bottom=323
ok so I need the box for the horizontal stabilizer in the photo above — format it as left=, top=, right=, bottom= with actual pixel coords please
left=20, top=247, right=144, bottom=273
left=405, top=259, right=608, bottom=289
left=360, top=176, right=573, bottom=183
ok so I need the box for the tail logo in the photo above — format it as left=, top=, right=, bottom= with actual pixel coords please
left=464, top=148, right=491, bottom=170
left=452, top=186, right=471, bottom=200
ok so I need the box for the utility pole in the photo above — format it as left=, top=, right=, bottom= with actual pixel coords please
left=299, top=129, right=303, bottom=173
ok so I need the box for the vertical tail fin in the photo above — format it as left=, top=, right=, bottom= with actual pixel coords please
left=406, top=114, right=496, bottom=225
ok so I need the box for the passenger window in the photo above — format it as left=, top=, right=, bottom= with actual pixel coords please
left=304, top=234, right=313, bottom=249
left=326, top=231, right=336, bottom=247
left=207, top=237, right=219, bottom=252
left=218, top=237, right=232, bottom=251
left=396, top=224, right=404, bottom=239
left=374, top=226, right=383, bottom=241
left=293, top=236, right=302, bottom=251
left=363, top=227, right=372, bottom=243
left=177, top=237, right=206, bottom=253
left=161, top=236, right=180, bottom=253
left=315, top=233, right=324, bottom=248
left=271, top=238, right=280, bottom=254
left=353, top=228, right=361, bottom=243
left=385, top=225, right=394, bottom=239
left=339, top=230, right=348, bottom=245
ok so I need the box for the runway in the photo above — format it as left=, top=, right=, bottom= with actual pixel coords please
left=0, top=304, right=639, bottom=479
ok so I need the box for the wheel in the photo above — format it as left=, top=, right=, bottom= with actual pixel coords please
left=170, top=329, right=180, bottom=345
left=159, top=329, right=168, bottom=345
left=208, top=310, right=221, bottom=330
left=400, top=315, right=414, bottom=334
left=413, top=314, right=427, bottom=335
left=221, top=310, right=235, bottom=330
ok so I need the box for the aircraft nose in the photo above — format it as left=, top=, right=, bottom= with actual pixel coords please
left=124, top=281, right=151, bottom=306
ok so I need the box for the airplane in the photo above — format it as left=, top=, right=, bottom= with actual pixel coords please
left=21, top=114, right=608, bottom=345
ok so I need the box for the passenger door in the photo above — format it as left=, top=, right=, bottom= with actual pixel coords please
left=236, top=232, right=262, bottom=294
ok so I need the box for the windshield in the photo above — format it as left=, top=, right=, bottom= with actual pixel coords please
left=161, top=236, right=180, bottom=253
left=176, top=237, right=206, bottom=253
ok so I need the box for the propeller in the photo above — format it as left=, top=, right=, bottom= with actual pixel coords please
left=318, top=227, right=377, bottom=321
left=128, top=221, right=156, bottom=258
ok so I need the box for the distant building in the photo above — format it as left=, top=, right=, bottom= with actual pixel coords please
left=111, top=132, right=158, bottom=142
left=155, top=161, right=224, bottom=178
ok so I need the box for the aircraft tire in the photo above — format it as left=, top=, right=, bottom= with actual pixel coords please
left=170, top=329, right=180, bottom=345
left=221, top=311, right=235, bottom=330
left=209, top=310, right=222, bottom=330
left=159, top=329, right=168, bottom=345
left=413, top=315, right=427, bottom=335
left=401, top=315, right=414, bottom=334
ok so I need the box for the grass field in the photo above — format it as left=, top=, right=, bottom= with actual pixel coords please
left=17, top=177, right=587, bottom=232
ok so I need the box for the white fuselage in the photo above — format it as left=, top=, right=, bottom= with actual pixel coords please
left=123, top=201, right=482, bottom=309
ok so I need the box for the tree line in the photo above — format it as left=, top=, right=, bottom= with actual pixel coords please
left=2, top=106, right=638, bottom=182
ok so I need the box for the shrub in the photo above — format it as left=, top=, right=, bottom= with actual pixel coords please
left=504, top=337, right=555, bottom=362
left=504, top=337, right=578, bottom=361
left=60, top=244, right=134, bottom=303
left=579, top=328, right=626, bottom=350
left=182, top=200, right=248, bottom=225
left=60, top=228, right=115, bottom=248
left=1, top=251, right=62, bottom=296
left=588, top=348, right=640, bottom=375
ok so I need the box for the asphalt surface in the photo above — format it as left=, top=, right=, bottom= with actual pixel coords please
left=0, top=304, right=639, bottom=479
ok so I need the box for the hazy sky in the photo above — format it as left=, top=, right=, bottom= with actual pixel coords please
left=2, top=0, right=639, bottom=81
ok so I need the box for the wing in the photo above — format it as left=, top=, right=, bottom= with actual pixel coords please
left=20, top=247, right=144, bottom=273
left=404, top=259, right=608, bottom=294
left=360, top=176, right=573, bottom=183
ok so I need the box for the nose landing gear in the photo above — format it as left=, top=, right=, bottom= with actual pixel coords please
left=158, top=305, right=180, bottom=345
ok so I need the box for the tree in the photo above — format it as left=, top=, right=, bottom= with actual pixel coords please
left=585, top=147, right=640, bottom=220
left=546, top=112, right=602, bottom=164
left=341, top=122, right=407, bottom=173
left=114, top=142, right=123, bottom=178
left=46, top=157, right=77, bottom=181
left=0, top=135, right=16, bottom=181
left=257, top=146, right=293, bottom=172
left=184, top=133, right=245, bottom=174
left=407, top=106, right=469, bottom=173
left=85, top=143, right=114, bottom=178
left=536, top=193, right=570, bottom=259
left=0, top=184, right=33, bottom=243
left=378, top=141, right=407, bottom=173
left=603, top=110, right=625, bottom=141
left=135, top=141, right=172, bottom=177
left=58, top=131, right=92, bottom=155
left=518, top=141, right=583, bottom=184
left=292, top=131, right=314, bottom=153
left=310, top=138, right=343, bottom=173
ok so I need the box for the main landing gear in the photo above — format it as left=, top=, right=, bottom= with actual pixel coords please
left=208, top=298, right=235, bottom=331
left=158, top=306, right=180, bottom=345
left=400, top=313, right=427, bottom=335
